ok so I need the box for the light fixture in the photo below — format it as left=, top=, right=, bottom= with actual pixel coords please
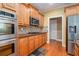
left=49, top=3, right=54, bottom=5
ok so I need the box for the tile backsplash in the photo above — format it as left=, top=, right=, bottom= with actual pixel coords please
left=28, top=27, right=41, bottom=32
left=18, top=26, right=48, bottom=34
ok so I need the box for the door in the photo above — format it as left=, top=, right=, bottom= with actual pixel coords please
left=67, top=15, right=76, bottom=55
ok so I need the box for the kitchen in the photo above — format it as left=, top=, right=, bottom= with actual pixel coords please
left=0, top=3, right=79, bottom=56
left=0, top=3, right=47, bottom=56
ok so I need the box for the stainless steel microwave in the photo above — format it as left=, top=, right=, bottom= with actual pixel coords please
left=30, top=17, right=39, bottom=26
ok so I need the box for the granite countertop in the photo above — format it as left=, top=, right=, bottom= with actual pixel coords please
left=17, top=32, right=47, bottom=38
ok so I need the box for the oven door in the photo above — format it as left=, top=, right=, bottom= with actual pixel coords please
left=0, top=19, right=16, bottom=40
left=0, top=43, right=15, bottom=56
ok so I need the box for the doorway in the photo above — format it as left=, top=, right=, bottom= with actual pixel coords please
left=48, top=16, right=62, bottom=46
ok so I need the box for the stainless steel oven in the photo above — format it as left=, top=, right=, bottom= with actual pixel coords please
left=0, top=39, right=15, bottom=56
left=0, top=10, right=17, bottom=40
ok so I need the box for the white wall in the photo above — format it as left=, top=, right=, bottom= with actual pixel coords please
left=44, top=8, right=66, bottom=47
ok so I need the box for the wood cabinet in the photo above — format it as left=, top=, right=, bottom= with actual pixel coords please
left=29, top=4, right=39, bottom=20
left=65, top=5, right=79, bottom=16
left=38, top=35, right=43, bottom=47
left=16, top=4, right=29, bottom=26
left=16, top=37, right=29, bottom=56
left=39, top=14, right=44, bottom=27
left=43, top=33, right=47, bottom=44
left=16, top=33, right=47, bottom=56
left=2, top=3, right=16, bottom=11
left=77, top=5, right=79, bottom=14
left=0, top=3, right=2, bottom=8
left=35, top=36, right=39, bottom=49
left=28, top=36, right=35, bottom=54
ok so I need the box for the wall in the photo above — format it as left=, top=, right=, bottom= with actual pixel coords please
left=44, top=8, right=66, bottom=47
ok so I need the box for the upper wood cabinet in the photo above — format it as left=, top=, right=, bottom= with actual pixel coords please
left=65, top=5, right=79, bottom=16
left=16, top=37, right=29, bottom=56
left=39, top=14, right=44, bottom=27
left=29, top=5, right=39, bottom=20
left=76, top=5, right=79, bottom=14
left=16, top=4, right=24, bottom=26
left=16, top=4, right=29, bottom=26
left=2, top=3, right=16, bottom=11
left=0, top=3, right=2, bottom=8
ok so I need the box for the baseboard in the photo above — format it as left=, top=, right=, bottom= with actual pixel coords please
left=56, top=39, right=62, bottom=42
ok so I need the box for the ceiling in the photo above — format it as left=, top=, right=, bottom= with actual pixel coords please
left=32, top=3, right=77, bottom=13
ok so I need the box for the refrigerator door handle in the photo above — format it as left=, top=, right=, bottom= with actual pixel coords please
left=74, top=26, right=76, bottom=33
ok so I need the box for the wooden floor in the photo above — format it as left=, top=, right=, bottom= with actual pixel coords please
left=41, top=40, right=68, bottom=56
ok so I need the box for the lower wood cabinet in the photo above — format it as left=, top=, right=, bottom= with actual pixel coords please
left=28, top=36, right=35, bottom=54
left=39, top=35, right=43, bottom=47
left=16, top=37, right=29, bottom=56
left=16, top=33, right=47, bottom=56
left=35, top=36, right=39, bottom=49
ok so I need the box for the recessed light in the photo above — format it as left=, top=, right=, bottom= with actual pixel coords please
left=49, top=3, right=54, bottom=5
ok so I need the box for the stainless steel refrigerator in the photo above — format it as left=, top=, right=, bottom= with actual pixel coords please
left=66, top=15, right=79, bottom=55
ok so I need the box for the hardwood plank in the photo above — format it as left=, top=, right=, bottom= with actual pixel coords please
left=41, top=40, right=68, bottom=56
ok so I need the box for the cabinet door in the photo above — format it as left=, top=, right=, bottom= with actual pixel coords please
left=35, top=36, right=39, bottom=49
left=40, top=34, right=43, bottom=45
left=3, top=3, right=16, bottom=11
left=65, top=6, right=77, bottom=16
left=30, top=7, right=35, bottom=18
left=16, top=4, right=24, bottom=26
left=44, top=33, right=47, bottom=43
left=38, top=35, right=41, bottom=47
left=35, top=10, right=39, bottom=20
left=16, top=4, right=29, bottom=26
left=43, top=33, right=47, bottom=44
left=77, top=5, right=79, bottom=14
left=17, top=37, right=29, bottom=56
left=42, top=34, right=45, bottom=44
left=0, top=3, right=2, bottom=8
left=23, top=5, right=29, bottom=26
left=39, top=14, right=44, bottom=27
left=30, top=6, right=37, bottom=19
left=28, top=36, right=35, bottom=54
